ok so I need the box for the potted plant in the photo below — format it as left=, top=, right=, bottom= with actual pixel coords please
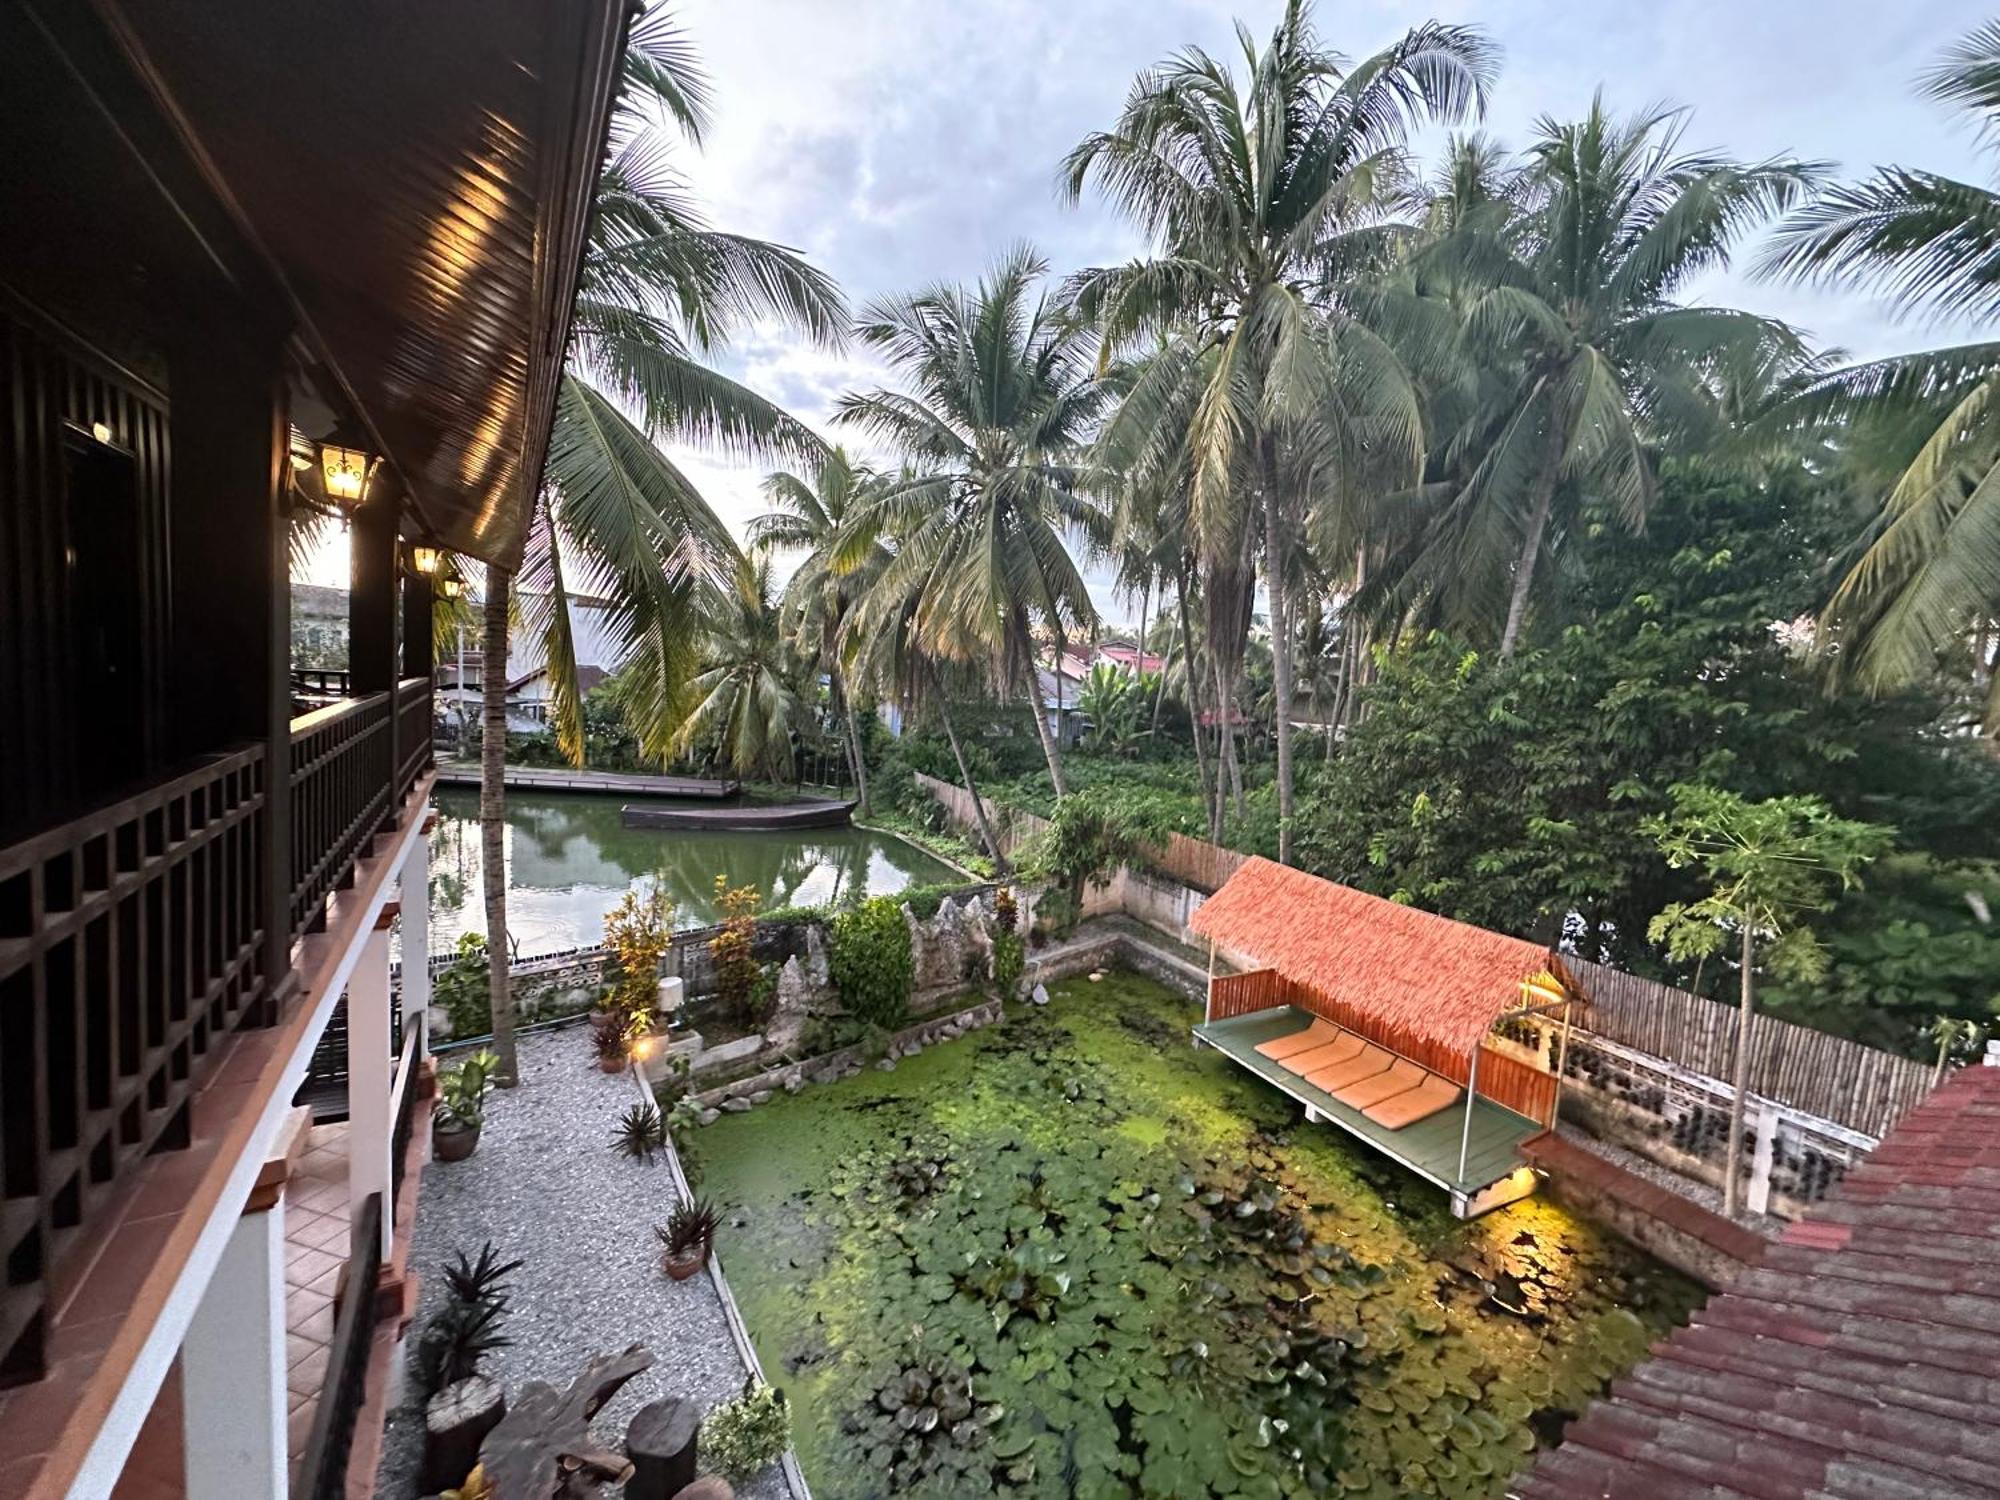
left=590, top=1012, right=630, bottom=1074
left=433, top=1050, right=498, bottom=1162
left=654, top=1197, right=718, bottom=1280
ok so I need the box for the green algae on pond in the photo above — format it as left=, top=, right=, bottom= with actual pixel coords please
left=698, top=975, right=1702, bottom=1499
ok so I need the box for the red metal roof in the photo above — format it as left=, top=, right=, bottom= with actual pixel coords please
left=1511, top=1064, right=2000, bottom=1500
left=1189, top=858, right=1559, bottom=1055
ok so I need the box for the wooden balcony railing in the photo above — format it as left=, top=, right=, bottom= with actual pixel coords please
left=394, top=675, right=433, bottom=801
left=290, top=668, right=353, bottom=698
left=0, top=746, right=268, bottom=1384
left=289, top=693, right=393, bottom=934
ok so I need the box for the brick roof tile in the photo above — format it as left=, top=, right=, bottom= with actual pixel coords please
left=1509, top=1066, right=2000, bottom=1500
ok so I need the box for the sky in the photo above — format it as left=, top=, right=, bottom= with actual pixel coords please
left=303, top=0, right=1992, bottom=620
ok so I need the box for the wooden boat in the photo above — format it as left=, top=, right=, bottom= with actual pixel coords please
left=619, top=798, right=856, bottom=832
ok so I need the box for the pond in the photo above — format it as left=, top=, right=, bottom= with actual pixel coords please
left=424, top=789, right=964, bottom=958
left=696, top=973, right=1703, bottom=1500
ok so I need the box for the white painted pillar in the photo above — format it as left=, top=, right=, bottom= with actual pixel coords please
left=349, top=912, right=395, bottom=1259
left=399, top=835, right=431, bottom=1054
left=181, top=1200, right=287, bottom=1500
left=1746, top=1102, right=1779, bottom=1217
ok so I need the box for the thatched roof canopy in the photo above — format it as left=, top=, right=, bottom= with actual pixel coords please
left=1190, top=859, right=1566, bottom=1056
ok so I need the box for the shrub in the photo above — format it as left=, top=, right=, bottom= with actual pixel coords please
left=701, top=1379, right=792, bottom=1480
left=613, top=1102, right=667, bottom=1162
left=650, top=1052, right=693, bottom=1113
left=413, top=1243, right=520, bottom=1396
left=435, top=1050, right=499, bottom=1132
left=993, top=886, right=1017, bottom=935
left=709, top=877, right=763, bottom=1025
left=602, top=881, right=675, bottom=1027
left=828, top=897, right=914, bottom=1028
left=434, top=932, right=491, bottom=1041
left=991, top=930, right=1025, bottom=997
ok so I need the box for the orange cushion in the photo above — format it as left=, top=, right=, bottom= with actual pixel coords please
left=1301, top=1044, right=1393, bottom=1092
left=1363, top=1077, right=1464, bottom=1130
left=1334, top=1058, right=1427, bottom=1110
left=1279, top=1033, right=1366, bottom=1078
left=1254, top=1019, right=1339, bottom=1062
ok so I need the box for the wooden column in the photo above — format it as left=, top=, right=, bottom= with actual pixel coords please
left=349, top=908, right=397, bottom=1259
left=165, top=318, right=293, bottom=1016
left=402, top=560, right=435, bottom=680
left=349, top=490, right=400, bottom=694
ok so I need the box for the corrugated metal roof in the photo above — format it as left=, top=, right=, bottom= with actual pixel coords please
left=1189, top=858, right=1558, bottom=1055
left=1511, top=1064, right=2000, bottom=1500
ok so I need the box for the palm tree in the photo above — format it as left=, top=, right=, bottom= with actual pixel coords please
left=671, top=555, right=802, bottom=781
left=1760, top=22, right=2000, bottom=731
left=479, top=10, right=844, bottom=1077
left=836, top=245, right=1109, bottom=798
left=1063, top=3, right=1494, bottom=862
left=750, top=447, right=881, bottom=811
left=1387, top=100, right=1820, bottom=657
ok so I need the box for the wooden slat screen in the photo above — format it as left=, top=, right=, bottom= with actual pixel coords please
left=1207, top=968, right=1289, bottom=1020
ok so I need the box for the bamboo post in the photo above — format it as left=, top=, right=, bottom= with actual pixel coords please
left=1548, top=998, right=1574, bottom=1128
left=1457, top=1045, right=1482, bottom=1183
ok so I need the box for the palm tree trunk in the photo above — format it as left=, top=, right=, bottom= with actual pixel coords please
left=833, top=675, right=870, bottom=814
left=1151, top=580, right=1174, bottom=742
left=1262, top=476, right=1295, bottom=866
left=1212, top=647, right=1243, bottom=831
left=929, top=662, right=1007, bottom=874
left=1499, top=420, right=1566, bottom=659
left=1018, top=616, right=1068, bottom=797
left=1722, top=926, right=1754, bottom=1218
left=480, top=566, right=518, bottom=1087
left=1175, top=566, right=1217, bottom=841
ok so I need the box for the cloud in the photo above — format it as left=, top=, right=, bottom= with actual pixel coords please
left=653, top=0, right=1988, bottom=625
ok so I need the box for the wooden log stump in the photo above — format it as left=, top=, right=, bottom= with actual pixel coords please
left=625, top=1398, right=700, bottom=1500
left=424, top=1375, right=505, bottom=1494
left=478, top=1344, right=654, bottom=1499
left=670, top=1480, right=734, bottom=1500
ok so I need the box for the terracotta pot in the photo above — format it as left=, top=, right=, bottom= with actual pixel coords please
left=662, top=1244, right=709, bottom=1281
left=433, top=1123, right=480, bottom=1163
left=598, top=1054, right=628, bottom=1074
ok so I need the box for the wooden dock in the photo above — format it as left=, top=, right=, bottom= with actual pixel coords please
left=1194, top=1006, right=1544, bottom=1209
left=433, top=764, right=739, bottom=799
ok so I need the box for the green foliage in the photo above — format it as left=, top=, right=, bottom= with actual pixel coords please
left=435, top=1050, right=499, bottom=1133
left=601, top=880, right=675, bottom=1024
left=710, top=877, right=764, bottom=1025
left=828, top=897, right=915, bottom=1027
left=991, top=930, right=1025, bottom=997
left=697, top=975, right=1703, bottom=1498
left=1763, top=855, right=2000, bottom=1051
left=1077, top=664, right=1155, bottom=755
left=1645, top=784, right=1895, bottom=983
left=434, top=933, right=492, bottom=1042
left=651, top=1052, right=694, bottom=1113
left=701, top=1379, right=792, bottom=1480
left=1289, top=465, right=2000, bottom=978
left=1026, top=786, right=1179, bottom=907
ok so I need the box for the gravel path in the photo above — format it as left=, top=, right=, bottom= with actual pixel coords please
left=375, top=1029, right=790, bottom=1499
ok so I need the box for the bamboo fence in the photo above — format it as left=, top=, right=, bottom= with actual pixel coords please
left=1564, top=958, right=1938, bottom=1139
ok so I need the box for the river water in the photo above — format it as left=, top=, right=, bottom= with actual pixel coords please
left=424, top=788, right=963, bottom=959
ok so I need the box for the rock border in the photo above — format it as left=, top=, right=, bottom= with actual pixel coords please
left=690, top=997, right=1006, bottom=1120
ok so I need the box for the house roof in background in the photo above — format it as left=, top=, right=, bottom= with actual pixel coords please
left=1189, top=859, right=1560, bottom=1055
left=1513, top=1064, right=2000, bottom=1500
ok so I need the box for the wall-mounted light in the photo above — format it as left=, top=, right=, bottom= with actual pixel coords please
left=320, top=444, right=378, bottom=508
left=89, top=420, right=113, bottom=445
left=411, top=545, right=441, bottom=576
left=439, top=576, right=464, bottom=600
